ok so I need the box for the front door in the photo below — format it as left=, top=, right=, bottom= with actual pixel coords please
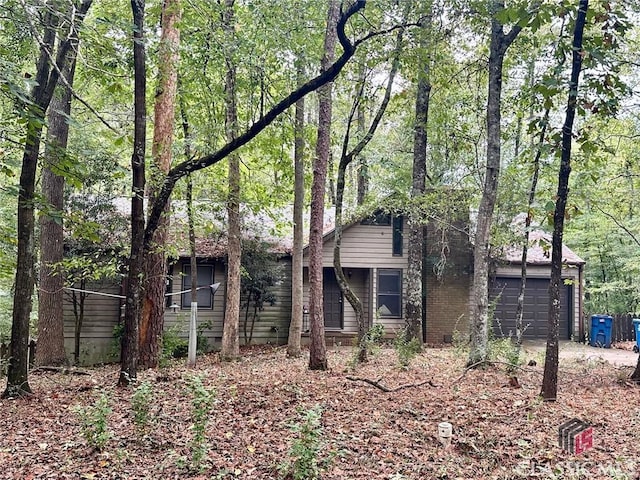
left=323, top=268, right=343, bottom=329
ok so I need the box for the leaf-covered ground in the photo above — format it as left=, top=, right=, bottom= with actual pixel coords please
left=1, top=345, right=640, bottom=479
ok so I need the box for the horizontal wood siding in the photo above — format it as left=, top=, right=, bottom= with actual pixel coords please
left=304, top=222, right=408, bottom=269
left=63, top=282, right=122, bottom=365
left=239, top=257, right=292, bottom=345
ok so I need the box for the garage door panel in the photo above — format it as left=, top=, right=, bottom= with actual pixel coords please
left=490, top=277, right=571, bottom=340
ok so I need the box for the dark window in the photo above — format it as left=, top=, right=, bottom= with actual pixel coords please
left=165, top=264, right=174, bottom=307
left=392, top=215, right=403, bottom=256
left=378, top=269, right=402, bottom=317
left=361, top=212, right=391, bottom=226
left=181, top=264, right=214, bottom=308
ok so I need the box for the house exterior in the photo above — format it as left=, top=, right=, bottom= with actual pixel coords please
left=490, top=230, right=586, bottom=342
left=62, top=205, right=584, bottom=365
left=302, top=211, right=473, bottom=345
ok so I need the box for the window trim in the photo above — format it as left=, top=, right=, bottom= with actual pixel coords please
left=377, top=268, right=402, bottom=318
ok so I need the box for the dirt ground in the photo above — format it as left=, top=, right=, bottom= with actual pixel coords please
left=522, top=340, right=639, bottom=366
left=1, top=345, right=640, bottom=479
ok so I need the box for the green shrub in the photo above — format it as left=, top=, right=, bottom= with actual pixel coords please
left=394, top=329, right=421, bottom=368
left=186, top=375, right=216, bottom=470
left=162, top=325, right=189, bottom=364
left=131, top=381, right=154, bottom=437
left=75, top=392, right=111, bottom=451
left=278, top=405, right=330, bottom=480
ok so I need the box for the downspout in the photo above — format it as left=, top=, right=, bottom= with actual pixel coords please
left=578, top=263, right=584, bottom=343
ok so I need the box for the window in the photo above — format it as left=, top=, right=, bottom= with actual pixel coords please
left=392, top=215, right=403, bottom=256
left=377, top=269, right=402, bottom=317
left=181, top=264, right=214, bottom=308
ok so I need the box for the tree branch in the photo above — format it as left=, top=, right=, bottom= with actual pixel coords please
left=346, top=375, right=439, bottom=392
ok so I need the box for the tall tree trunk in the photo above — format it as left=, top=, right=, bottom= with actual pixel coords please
left=356, top=65, right=367, bottom=205
left=221, top=0, right=241, bottom=361
left=36, top=59, right=78, bottom=367
left=287, top=61, right=306, bottom=358
left=467, top=1, right=521, bottom=367
left=139, top=0, right=181, bottom=369
left=181, top=91, right=199, bottom=367
left=119, top=0, right=147, bottom=387
left=4, top=0, right=92, bottom=398
left=308, top=0, right=340, bottom=371
left=334, top=29, right=402, bottom=363
left=542, top=0, right=588, bottom=400
left=123, top=1, right=364, bottom=384
left=406, top=19, right=431, bottom=344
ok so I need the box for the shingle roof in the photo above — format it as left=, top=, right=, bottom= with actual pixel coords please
left=502, top=230, right=585, bottom=266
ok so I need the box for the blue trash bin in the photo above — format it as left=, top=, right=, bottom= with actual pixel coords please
left=589, top=314, right=613, bottom=348
left=632, top=319, right=640, bottom=353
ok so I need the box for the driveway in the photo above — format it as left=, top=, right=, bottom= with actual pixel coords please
left=521, top=340, right=639, bottom=367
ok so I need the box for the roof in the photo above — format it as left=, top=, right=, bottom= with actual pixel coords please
left=502, top=230, right=585, bottom=266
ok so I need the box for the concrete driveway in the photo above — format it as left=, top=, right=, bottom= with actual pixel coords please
left=521, top=340, right=639, bottom=367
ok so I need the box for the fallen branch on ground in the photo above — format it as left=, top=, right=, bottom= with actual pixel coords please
left=346, top=376, right=439, bottom=392
left=31, top=366, right=91, bottom=376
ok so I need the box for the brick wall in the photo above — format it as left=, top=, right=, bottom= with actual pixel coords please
left=424, top=219, right=472, bottom=344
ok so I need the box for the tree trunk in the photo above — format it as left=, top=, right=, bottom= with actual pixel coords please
left=221, top=0, right=241, bottom=361
left=406, top=20, right=431, bottom=344
left=119, top=0, right=146, bottom=387
left=467, top=1, right=521, bottom=367
left=139, top=0, right=181, bottom=369
left=334, top=28, right=402, bottom=363
left=308, top=0, right=340, bottom=371
left=36, top=60, right=78, bottom=367
left=287, top=61, right=306, bottom=358
left=187, top=174, right=198, bottom=366
left=542, top=0, right=588, bottom=400
left=356, top=66, right=367, bottom=206
left=4, top=0, right=92, bottom=398
left=120, top=1, right=365, bottom=384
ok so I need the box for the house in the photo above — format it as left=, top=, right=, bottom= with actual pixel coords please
left=490, top=230, right=586, bottom=341
left=302, top=209, right=473, bottom=345
left=62, top=203, right=583, bottom=365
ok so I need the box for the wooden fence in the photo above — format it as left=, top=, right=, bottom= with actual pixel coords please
left=586, top=313, right=638, bottom=343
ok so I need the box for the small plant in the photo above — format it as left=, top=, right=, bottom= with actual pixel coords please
left=187, top=375, right=216, bottom=470
left=75, top=392, right=111, bottom=451
left=394, top=328, right=421, bottom=368
left=278, top=404, right=330, bottom=480
left=365, top=323, right=385, bottom=349
left=161, top=325, right=189, bottom=366
left=131, top=381, right=154, bottom=437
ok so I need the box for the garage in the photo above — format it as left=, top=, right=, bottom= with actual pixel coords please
left=490, top=277, right=572, bottom=340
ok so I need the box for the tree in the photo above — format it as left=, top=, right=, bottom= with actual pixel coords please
left=333, top=28, right=403, bottom=363
left=541, top=0, right=588, bottom=401
left=221, top=0, right=241, bottom=361
left=118, top=0, right=147, bottom=387
left=467, top=1, right=523, bottom=367
left=308, top=0, right=340, bottom=371
left=36, top=58, right=78, bottom=367
left=117, top=0, right=368, bottom=384
left=286, top=60, right=306, bottom=358
left=139, top=0, right=182, bottom=369
left=4, top=0, right=93, bottom=398
left=405, top=9, right=432, bottom=344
